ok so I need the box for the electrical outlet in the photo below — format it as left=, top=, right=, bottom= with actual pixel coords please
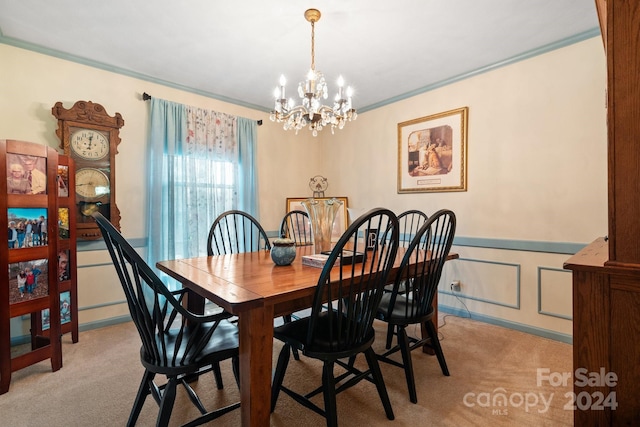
left=450, top=281, right=461, bottom=292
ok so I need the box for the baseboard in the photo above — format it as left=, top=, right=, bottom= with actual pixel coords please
left=10, top=314, right=132, bottom=347
left=12, top=309, right=572, bottom=347
left=439, top=305, right=573, bottom=345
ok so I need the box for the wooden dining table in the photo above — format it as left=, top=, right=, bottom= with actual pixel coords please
left=157, top=246, right=458, bottom=427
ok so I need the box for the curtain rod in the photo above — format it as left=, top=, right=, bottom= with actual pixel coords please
left=142, top=92, right=263, bottom=126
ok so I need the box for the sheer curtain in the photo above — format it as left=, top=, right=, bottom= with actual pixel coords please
left=146, top=98, right=259, bottom=286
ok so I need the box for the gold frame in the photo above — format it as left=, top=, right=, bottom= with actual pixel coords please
left=397, top=107, right=468, bottom=193
left=285, top=197, right=349, bottom=241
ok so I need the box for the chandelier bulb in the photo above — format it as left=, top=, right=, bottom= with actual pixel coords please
left=346, top=86, right=354, bottom=98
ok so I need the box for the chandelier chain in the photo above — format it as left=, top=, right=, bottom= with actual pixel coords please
left=310, top=21, right=315, bottom=71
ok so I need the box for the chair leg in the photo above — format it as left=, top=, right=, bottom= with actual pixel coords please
left=282, top=315, right=300, bottom=361
left=157, top=377, right=178, bottom=427
left=212, top=361, right=224, bottom=389
left=180, top=377, right=208, bottom=415
left=398, top=326, right=418, bottom=404
left=127, top=370, right=155, bottom=427
left=425, top=319, right=450, bottom=376
left=364, top=348, right=395, bottom=420
left=322, top=361, right=338, bottom=427
left=271, top=344, right=292, bottom=412
left=232, top=355, right=241, bottom=389
left=385, top=324, right=395, bottom=349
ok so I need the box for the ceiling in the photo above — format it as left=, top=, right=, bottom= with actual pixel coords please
left=0, top=1, right=599, bottom=113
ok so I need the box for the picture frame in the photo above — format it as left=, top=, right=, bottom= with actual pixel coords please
left=7, top=258, right=49, bottom=304
left=58, top=249, right=70, bottom=282
left=57, top=164, right=69, bottom=197
left=286, top=197, right=349, bottom=241
left=6, top=153, right=48, bottom=195
left=397, top=106, right=468, bottom=193
left=58, top=208, right=70, bottom=239
left=8, top=207, right=49, bottom=249
left=42, top=291, right=72, bottom=330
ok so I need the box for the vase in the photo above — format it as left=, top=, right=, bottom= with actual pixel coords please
left=300, top=197, right=344, bottom=253
left=271, top=238, right=296, bottom=266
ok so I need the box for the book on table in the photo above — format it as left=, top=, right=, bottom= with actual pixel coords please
left=301, top=250, right=365, bottom=268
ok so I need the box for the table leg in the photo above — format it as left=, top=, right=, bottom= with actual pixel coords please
left=238, top=304, right=274, bottom=427
left=422, top=292, right=437, bottom=355
left=186, top=288, right=205, bottom=315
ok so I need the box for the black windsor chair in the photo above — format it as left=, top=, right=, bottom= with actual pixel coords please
left=92, top=212, right=240, bottom=427
left=207, top=210, right=271, bottom=256
left=279, top=209, right=312, bottom=246
left=270, top=208, right=400, bottom=427
left=278, top=209, right=313, bottom=360
left=375, top=209, right=456, bottom=404
left=384, top=209, right=429, bottom=349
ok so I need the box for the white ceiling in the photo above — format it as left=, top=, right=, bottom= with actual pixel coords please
left=0, top=1, right=599, bottom=113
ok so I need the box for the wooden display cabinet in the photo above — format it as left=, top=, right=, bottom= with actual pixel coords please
left=31, top=155, right=78, bottom=344
left=0, top=140, right=67, bottom=394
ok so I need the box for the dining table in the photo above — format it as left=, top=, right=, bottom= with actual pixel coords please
left=157, top=246, right=458, bottom=427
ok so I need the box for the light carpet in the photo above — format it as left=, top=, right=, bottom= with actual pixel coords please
left=0, top=315, right=573, bottom=426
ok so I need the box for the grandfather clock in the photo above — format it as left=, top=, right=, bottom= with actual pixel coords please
left=52, top=101, right=123, bottom=240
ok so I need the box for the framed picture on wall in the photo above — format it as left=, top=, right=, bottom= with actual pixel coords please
left=286, top=197, right=349, bottom=241
left=397, top=106, right=468, bottom=193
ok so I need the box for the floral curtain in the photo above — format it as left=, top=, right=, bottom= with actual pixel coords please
left=146, top=98, right=259, bottom=286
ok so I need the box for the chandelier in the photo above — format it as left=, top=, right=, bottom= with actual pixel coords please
left=270, top=9, right=357, bottom=136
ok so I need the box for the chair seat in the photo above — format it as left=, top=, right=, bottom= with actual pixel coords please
left=275, top=312, right=375, bottom=360
left=377, top=293, right=434, bottom=325
left=141, top=319, right=239, bottom=374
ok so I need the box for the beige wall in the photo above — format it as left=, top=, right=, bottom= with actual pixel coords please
left=0, top=43, right=323, bottom=334
left=1, top=36, right=607, bottom=340
left=319, top=37, right=607, bottom=337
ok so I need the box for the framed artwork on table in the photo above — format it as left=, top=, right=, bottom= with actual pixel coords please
left=286, top=197, right=349, bottom=241
left=397, top=106, right=468, bottom=193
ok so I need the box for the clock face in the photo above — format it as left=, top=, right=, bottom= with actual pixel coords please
left=70, top=129, right=109, bottom=160
left=75, top=168, right=110, bottom=200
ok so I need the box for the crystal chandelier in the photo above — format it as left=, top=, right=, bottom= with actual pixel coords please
left=270, top=9, right=357, bottom=136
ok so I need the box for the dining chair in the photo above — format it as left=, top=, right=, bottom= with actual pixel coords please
left=376, top=209, right=456, bottom=404
left=384, top=209, right=429, bottom=349
left=271, top=208, right=400, bottom=427
left=279, top=210, right=312, bottom=246
left=397, top=209, right=428, bottom=247
left=278, top=209, right=312, bottom=360
left=93, top=212, right=240, bottom=427
left=207, top=210, right=271, bottom=255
